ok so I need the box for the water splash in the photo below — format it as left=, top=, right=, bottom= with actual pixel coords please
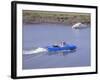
left=23, top=47, right=47, bottom=54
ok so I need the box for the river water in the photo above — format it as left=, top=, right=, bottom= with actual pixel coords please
left=22, top=23, right=90, bottom=69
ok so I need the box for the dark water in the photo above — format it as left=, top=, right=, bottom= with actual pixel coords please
left=22, top=23, right=90, bottom=69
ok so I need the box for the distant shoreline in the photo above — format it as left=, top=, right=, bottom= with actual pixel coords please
left=23, top=22, right=90, bottom=28
left=23, top=10, right=91, bottom=25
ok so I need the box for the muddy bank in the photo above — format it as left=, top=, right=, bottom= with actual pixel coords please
left=23, top=10, right=90, bottom=25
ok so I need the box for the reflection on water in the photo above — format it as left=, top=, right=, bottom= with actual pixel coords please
left=22, top=23, right=90, bottom=69
left=47, top=49, right=76, bottom=56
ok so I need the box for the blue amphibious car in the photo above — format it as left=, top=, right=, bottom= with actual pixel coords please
left=46, top=44, right=77, bottom=52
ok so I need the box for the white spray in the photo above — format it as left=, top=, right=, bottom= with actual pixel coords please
left=23, top=47, right=48, bottom=54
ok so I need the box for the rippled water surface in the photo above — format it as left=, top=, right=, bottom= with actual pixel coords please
left=22, top=23, right=90, bottom=69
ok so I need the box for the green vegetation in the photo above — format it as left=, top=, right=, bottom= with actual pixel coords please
left=23, top=10, right=90, bottom=25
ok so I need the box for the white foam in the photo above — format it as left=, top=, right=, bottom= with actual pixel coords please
left=72, top=22, right=88, bottom=29
left=23, top=47, right=47, bottom=54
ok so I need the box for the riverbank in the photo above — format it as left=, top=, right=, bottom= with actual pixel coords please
left=23, top=10, right=90, bottom=25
